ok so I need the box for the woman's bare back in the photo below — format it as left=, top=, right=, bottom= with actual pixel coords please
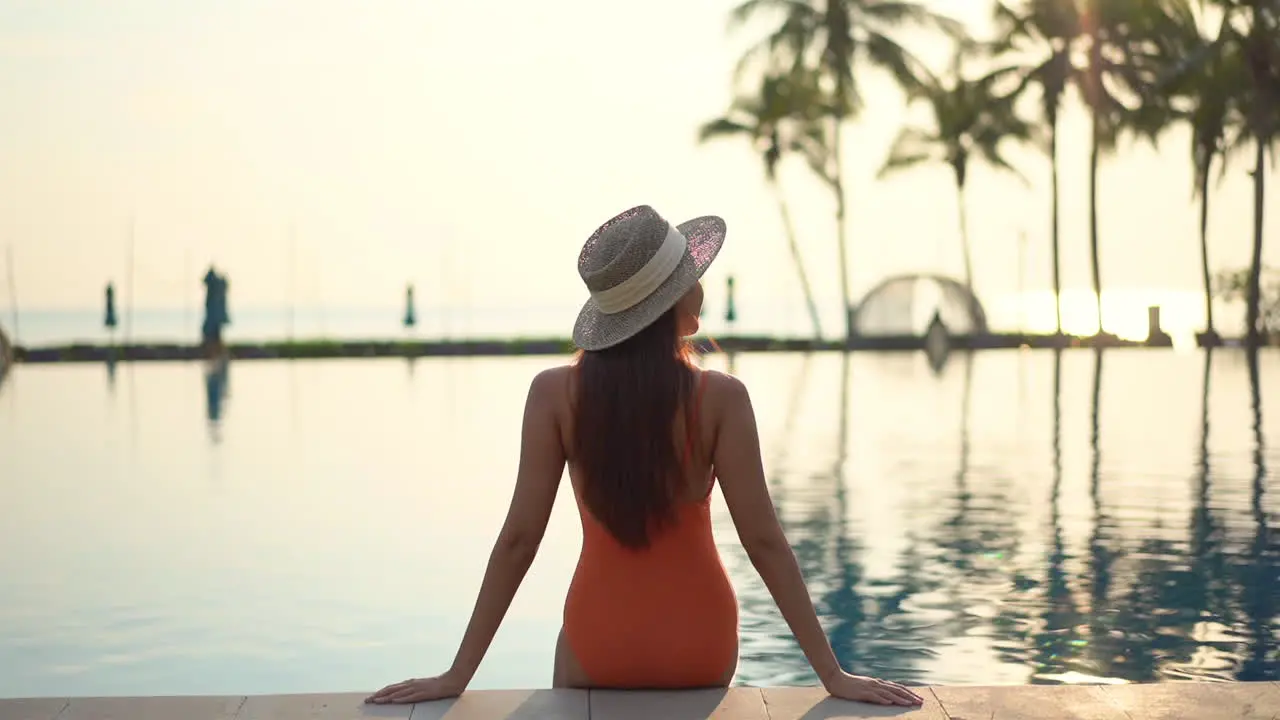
left=551, top=363, right=728, bottom=504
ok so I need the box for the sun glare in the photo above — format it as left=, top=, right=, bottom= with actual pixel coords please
left=987, top=288, right=1207, bottom=344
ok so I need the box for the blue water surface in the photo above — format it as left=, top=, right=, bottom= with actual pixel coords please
left=0, top=348, right=1276, bottom=698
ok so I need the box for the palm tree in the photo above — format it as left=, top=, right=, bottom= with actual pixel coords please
left=1075, top=0, right=1171, bottom=339
left=1230, top=2, right=1279, bottom=346
left=1174, top=0, right=1279, bottom=344
left=1186, top=53, right=1237, bottom=347
left=1144, top=1, right=1244, bottom=346
left=992, top=0, right=1082, bottom=337
left=728, top=0, right=963, bottom=341
left=698, top=70, right=828, bottom=339
left=996, top=1, right=1173, bottom=339
left=877, top=50, right=1034, bottom=296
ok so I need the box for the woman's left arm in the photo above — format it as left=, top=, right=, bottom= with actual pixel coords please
left=367, top=368, right=567, bottom=704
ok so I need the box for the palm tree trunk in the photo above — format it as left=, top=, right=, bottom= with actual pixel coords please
left=1245, top=138, right=1265, bottom=346
left=832, top=119, right=853, bottom=343
left=770, top=178, right=824, bottom=340
left=1050, top=117, right=1063, bottom=336
left=1089, top=112, right=1104, bottom=336
left=955, top=173, right=974, bottom=295
left=1199, top=166, right=1215, bottom=336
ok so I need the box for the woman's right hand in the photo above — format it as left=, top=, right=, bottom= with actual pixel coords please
left=823, top=670, right=924, bottom=706
left=364, top=670, right=468, bottom=705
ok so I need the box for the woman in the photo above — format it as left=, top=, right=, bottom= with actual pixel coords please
left=367, top=206, right=923, bottom=707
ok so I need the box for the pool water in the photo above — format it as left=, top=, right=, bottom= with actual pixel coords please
left=0, top=349, right=1276, bottom=698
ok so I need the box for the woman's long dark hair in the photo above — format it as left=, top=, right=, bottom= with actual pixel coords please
left=573, top=309, right=697, bottom=550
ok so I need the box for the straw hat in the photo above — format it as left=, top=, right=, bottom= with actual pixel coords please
left=573, top=205, right=726, bottom=351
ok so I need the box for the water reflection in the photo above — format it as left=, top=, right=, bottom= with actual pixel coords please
left=203, top=356, right=230, bottom=443
left=1085, top=349, right=1119, bottom=680
left=2, top=349, right=1275, bottom=696
left=1185, top=348, right=1228, bottom=678
left=106, top=354, right=117, bottom=394
left=765, top=352, right=810, bottom=493
left=1031, top=348, right=1086, bottom=681
left=1240, top=348, right=1276, bottom=680
left=823, top=350, right=874, bottom=679
left=733, top=348, right=1277, bottom=686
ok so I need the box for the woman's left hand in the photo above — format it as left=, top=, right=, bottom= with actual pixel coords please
left=365, top=671, right=467, bottom=704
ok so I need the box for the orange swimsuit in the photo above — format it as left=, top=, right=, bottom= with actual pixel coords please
left=563, top=373, right=739, bottom=687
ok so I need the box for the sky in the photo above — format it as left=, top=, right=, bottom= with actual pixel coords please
left=0, top=0, right=1275, bottom=339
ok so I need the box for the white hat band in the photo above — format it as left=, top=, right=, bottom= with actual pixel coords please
left=591, top=225, right=688, bottom=315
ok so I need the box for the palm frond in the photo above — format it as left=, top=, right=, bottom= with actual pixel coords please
left=728, top=0, right=814, bottom=33
left=877, top=125, right=942, bottom=179
left=877, top=151, right=936, bottom=180
left=731, top=12, right=819, bottom=85
left=862, top=30, right=929, bottom=90
left=864, top=0, right=967, bottom=37
left=697, top=117, right=757, bottom=144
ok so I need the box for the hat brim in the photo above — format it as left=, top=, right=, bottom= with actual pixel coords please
left=572, top=215, right=725, bottom=351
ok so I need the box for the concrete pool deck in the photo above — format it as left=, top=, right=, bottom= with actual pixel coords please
left=3, top=683, right=1279, bottom=719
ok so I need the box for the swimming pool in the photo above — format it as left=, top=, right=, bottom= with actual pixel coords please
left=0, top=349, right=1275, bottom=697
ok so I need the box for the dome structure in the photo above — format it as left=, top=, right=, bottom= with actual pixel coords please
left=851, top=274, right=988, bottom=337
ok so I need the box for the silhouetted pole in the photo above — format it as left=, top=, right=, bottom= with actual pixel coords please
left=104, top=282, right=118, bottom=347
left=4, top=245, right=17, bottom=344
left=724, top=275, right=737, bottom=334
left=404, top=284, right=417, bottom=329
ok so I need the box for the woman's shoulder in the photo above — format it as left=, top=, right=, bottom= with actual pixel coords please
left=697, top=367, right=750, bottom=407
left=529, top=364, right=577, bottom=408
left=532, top=364, right=575, bottom=392
left=535, top=363, right=575, bottom=382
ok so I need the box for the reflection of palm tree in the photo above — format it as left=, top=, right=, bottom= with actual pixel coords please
left=1084, top=349, right=1120, bottom=677
left=765, top=351, right=930, bottom=685
left=823, top=351, right=874, bottom=676
left=1186, top=349, right=1227, bottom=634
left=823, top=351, right=933, bottom=683
left=1068, top=348, right=1259, bottom=683
left=939, top=352, right=978, bottom=614
left=828, top=352, right=987, bottom=685
left=946, top=353, right=1027, bottom=674
left=1028, top=348, right=1085, bottom=680
left=766, top=352, right=812, bottom=491
left=1107, top=347, right=1229, bottom=681
left=1238, top=347, right=1276, bottom=679
left=924, top=351, right=1025, bottom=655
left=730, top=352, right=828, bottom=683
left=762, top=352, right=865, bottom=681
left=956, top=352, right=972, bottom=497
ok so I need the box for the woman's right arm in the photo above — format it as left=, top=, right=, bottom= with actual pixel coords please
left=712, top=375, right=922, bottom=707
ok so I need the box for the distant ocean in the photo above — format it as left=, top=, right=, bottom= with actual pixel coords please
left=1, top=301, right=830, bottom=347
left=0, top=288, right=1216, bottom=347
